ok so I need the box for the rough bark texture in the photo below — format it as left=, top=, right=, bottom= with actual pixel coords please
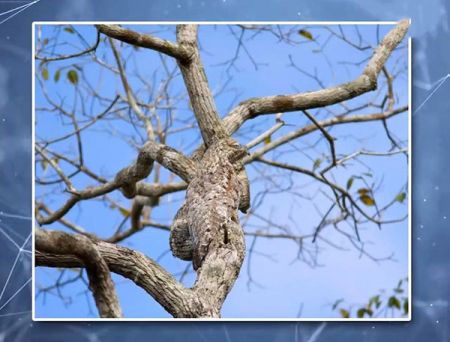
left=35, top=228, right=194, bottom=317
left=96, top=24, right=193, bottom=62
left=176, top=25, right=228, bottom=147
left=170, top=138, right=248, bottom=316
left=35, top=229, right=122, bottom=318
left=183, top=139, right=245, bottom=270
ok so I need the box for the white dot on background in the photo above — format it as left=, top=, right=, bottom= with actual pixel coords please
left=436, top=320, right=440, bottom=324
left=435, top=186, right=440, bottom=190
left=423, top=198, right=427, bottom=202
left=297, top=12, right=301, bottom=16
left=444, top=216, right=447, bottom=219
left=417, top=237, right=421, bottom=241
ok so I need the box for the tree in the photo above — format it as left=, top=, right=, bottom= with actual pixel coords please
left=34, top=21, right=410, bottom=318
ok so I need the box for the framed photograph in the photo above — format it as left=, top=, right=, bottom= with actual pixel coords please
left=32, top=21, right=410, bottom=320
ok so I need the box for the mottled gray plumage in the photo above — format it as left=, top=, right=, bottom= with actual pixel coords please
left=170, top=138, right=249, bottom=270
left=169, top=203, right=193, bottom=260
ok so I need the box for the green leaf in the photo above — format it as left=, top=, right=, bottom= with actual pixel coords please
left=360, top=194, right=375, bottom=206
left=54, top=69, right=61, bottom=82
left=119, top=207, right=130, bottom=217
left=41, top=68, right=49, bottom=81
left=313, top=158, right=321, bottom=171
left=40, top=159, right=49, bottom=171
left=64, top=27, right=75, bottom=34
left=264, top=135, right=271, bottom=145
left=368, top=295, right=381, bottom=309
left=395, top=192, right=406, bottom=203
left=298, top=29, right=314, bottom=40
left=357, top=188, right=370, bottom=195
left=394, top=279, right=404, bottom=293
left=42, top=38, right=49, bottom=46
left=339, top=308, right=350, bottom=318
left=67, top=69, right=79, bottom=85
left=403, top=298, right=409, bottom=315
left=375, top=300, right=381, bottom=309
left=346, top=177, right=354, bottom=190
left=388, top=296, right=401, bottom=309
left=357, top=308, right=367, bottom=318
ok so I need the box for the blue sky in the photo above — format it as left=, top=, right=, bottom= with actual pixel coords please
left=34, top=23, right=409, bottom=318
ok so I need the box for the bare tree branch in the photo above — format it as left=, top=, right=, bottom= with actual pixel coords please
left=222, top=20, right=409, bottom=134
left=37, top=141, right=196, bottom=225
left=245, top=106, right=408, bottom=162
left=96, top=24, right=193, bottom=62
left=109, top=37, right=156, bottom=141
left=36, top=30, right=101, bottom=62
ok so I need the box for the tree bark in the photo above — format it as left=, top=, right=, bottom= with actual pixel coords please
left=36, top=229, right=122, bottom=318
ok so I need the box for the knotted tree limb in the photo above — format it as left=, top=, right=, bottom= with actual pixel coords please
left=36, top=228, right=193, bottom=317
left=36, top=227, right=243, bottom=318
left=35, top=228, right=122, bottom=318
left=37, top=141, right=196, bottom=225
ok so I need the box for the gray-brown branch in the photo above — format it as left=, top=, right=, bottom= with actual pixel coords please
left=176, top=25, right=228, bottom=147
left=37, top=141, right=196, bottom=225
left=35, top=228, right=122, bottom=318
left=96, top=24, right=193, bottom=62
left=36, top=226, right=244, bottom=318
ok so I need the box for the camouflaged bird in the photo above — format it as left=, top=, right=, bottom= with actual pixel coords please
left=170, top=138, right=250, bottom=270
